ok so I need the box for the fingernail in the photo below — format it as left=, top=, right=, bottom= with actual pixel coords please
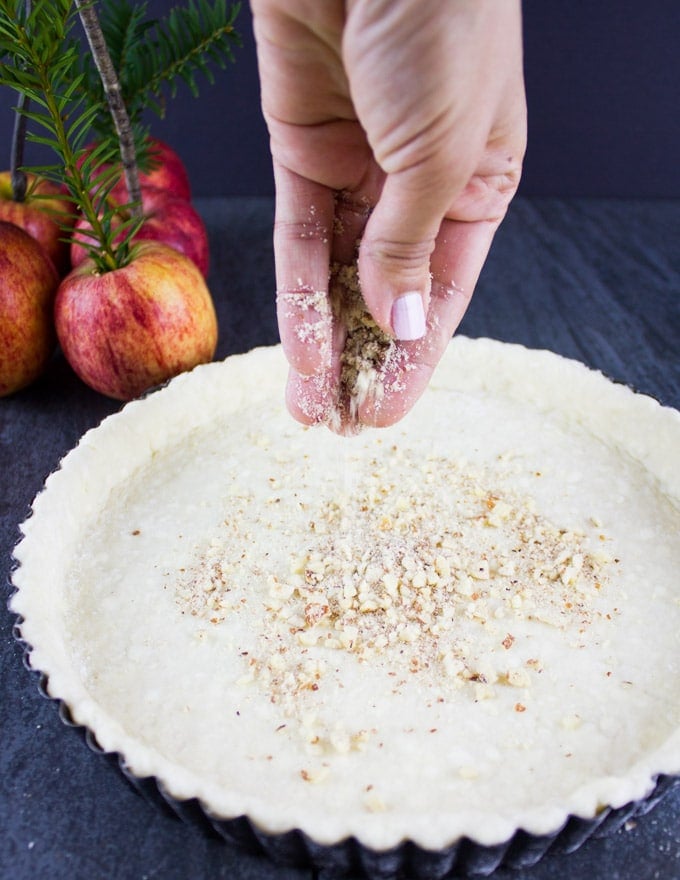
left=391, top=292, right=426, bottom=340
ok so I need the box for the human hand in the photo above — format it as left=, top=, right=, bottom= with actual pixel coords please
left=251, top=0, right=527, bottom=432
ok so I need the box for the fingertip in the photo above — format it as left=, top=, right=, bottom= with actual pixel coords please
left=357, top=348, right=432, bottom=428
left=285, top=366, right=336, bottom=426
left=355, top=278, right=467, bottom=428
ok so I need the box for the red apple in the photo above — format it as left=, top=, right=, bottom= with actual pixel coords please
left=55, top=241, right=218, bottom=400
left=0, top=172, right=74, bottom=275
left=0, top=220, right=59, bottom=396
left=70, top=186, right=209, bottom=276
left=80, top=137, right=191, bottom=203
left=113, top=138, right=191, bottom=201
left=130, top=187, right=209, bottom=276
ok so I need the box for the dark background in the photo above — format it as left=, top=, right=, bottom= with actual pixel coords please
left=1, top=0, right=679, bottom=199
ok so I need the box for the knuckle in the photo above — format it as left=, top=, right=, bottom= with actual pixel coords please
left=361, top=236, right=435, bottom=272
left=274, top=217, right=331, bottom=244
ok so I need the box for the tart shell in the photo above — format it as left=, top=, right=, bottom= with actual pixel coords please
left=9, top=338, right=680, bottom=876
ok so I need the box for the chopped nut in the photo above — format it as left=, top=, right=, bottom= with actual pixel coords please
left=470, top=559, right=490, bottom=580
left=505, top=669, right=531, bottom=688
left=300, top=766, right=330, bottom=784
left=304, top=602, right=329, bottom=627
left=173, top=440, right=613, bottom=729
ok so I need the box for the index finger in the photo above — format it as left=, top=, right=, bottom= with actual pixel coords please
left=273, top=161, right=335, bottom=378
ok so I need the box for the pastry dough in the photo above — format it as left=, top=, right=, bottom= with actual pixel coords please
left=11, top=338, right=680, bottom=851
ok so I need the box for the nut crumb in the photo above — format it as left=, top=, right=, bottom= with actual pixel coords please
left=325, top=262, right=412, bottom=432
left=173, top=445, right=614, bottom=744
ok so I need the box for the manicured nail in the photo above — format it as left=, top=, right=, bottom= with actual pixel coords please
left=391, top=292, right=426, bottom=340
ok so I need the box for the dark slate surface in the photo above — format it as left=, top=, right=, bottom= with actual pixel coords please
left=1, top=197, right=679, bottom=880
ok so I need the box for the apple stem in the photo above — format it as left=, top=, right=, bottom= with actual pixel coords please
left=74, top=0, right=142, bottom=218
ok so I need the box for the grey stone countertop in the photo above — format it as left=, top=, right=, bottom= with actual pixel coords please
left=1, top=197, right=679, bottom=880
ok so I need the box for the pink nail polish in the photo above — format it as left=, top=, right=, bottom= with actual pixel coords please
left=391, top=292, right=426, bottom=340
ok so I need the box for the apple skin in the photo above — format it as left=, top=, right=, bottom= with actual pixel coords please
left=0, top=220, right=59, bottom=397
left=70, top=186, right=209, bottom=276
left=133, top=188, right=209, bottom=276
left=0, top=172, right=74, bottom=275
left=81, top=137, right=191, bottom=203
left=111, top=138, right=191, bottom=201
left=55, top=241, right=218, bottom=400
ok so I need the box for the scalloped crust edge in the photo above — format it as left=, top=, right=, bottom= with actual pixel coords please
left=8, top=337, right=680, bottom=861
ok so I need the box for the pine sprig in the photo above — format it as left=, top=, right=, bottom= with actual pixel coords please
left=76, top=1, right=155, bottom=164
left=0, top=0, right=241, bottom=272
left=101, top=1, right=154, bottom=78
left=150, top=0, right=241, bottom=99
left=78, top=0, right=241, bottom=148
left=0, top=0, right=142, bottom=272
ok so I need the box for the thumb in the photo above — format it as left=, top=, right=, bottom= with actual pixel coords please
left=357, top=169, right=454, bottom=341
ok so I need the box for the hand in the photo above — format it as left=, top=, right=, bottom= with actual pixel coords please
left=251, top=0, right=527, bottom=432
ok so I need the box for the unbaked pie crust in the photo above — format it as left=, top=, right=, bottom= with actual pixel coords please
left=10, top=338, right=680, bottom=852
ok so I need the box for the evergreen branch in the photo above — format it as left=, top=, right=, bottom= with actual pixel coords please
left=103, top=0, right=153, bottom=89
left=74, top=0, right=142, bottom=212
left=1, top=0, right=242, bottom=271
left=78, top=0, right=240, bottom=142
left=75, top=1, right=151, bottom=124
left=65, top=100, right=102, bottom=149
left=141, top=0, right=241, bottom=106
left=0, top=0, right=142, bottom=272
